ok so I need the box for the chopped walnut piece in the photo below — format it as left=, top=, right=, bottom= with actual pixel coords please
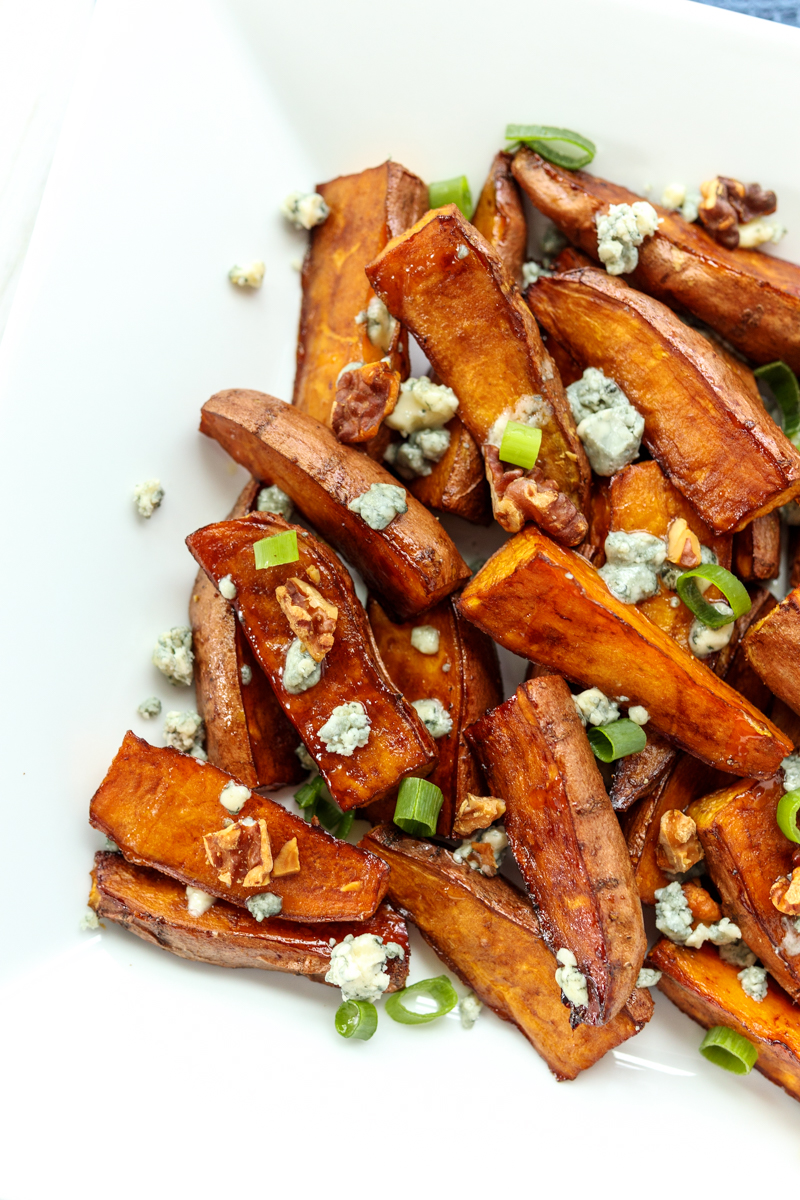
left=467, top=841, right=499, bottom=877
left=770, top=868, right=800, bottom=915
left=332, top=361, right=400, bottom=443
left=340, top=880, right=363, bottom=893
left=666, top=518, right=701, bottom=569
left=453, top=793, right=507, bottom=838
left=306, top=565, right=321, bottom=585
left=681, top=879, right=721, bottom=924
left=275, top=576, right=338, bottom=662
left=484, top=443, right=588, bottom=544
left=203, top=818, right=273, bottom=889
left=272, top=837, right=300, bottom=877
left=656, top=809, right=705, bottom=874
left=698, top=176, right=777, bottom=250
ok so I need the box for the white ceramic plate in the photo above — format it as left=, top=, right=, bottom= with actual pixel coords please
left=2, top=1, right=799, bottom=1195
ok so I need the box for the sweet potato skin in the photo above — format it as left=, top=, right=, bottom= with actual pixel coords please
left=89, top=733, right=389, bottom=921
left=610, top=732, right=676, bottom=815
left=362, top=825, right=653, bottom=1080
left=187, top=513, right=436, bottom=809
left=649, top=939, right=800, bottom=1104
left=734, top=513, right=782, bottom=582
left=90, top=852, right=408, bottom=988
left=406, top=414, right=490, bottom=524
left=529, top=269, right=800, bottom=533
left=512, top=148, right=800, bottom=372
left=744, top=587, right=800, bottom=716
left=471, top=151, right=527, bottom=285
left=200, top=389, right=470, bottom=619
left=457, top=528, right=791, bottom=777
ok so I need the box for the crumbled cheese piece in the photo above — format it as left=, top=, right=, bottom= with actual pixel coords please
left=325, top=933, right=404, bottom=1002
left=256, top=485, right=293, bottom=519
left=412, top=698, right=453, bottom=739
left=521, top=260, right=552, bottom=285
left=186, top=886, right=216, bottom=917
left=442, top=662, right=450, bottom=672
left=246, top=893, right=283, bottom=921
left=318, top=701, right=371, bottom=756
left=240, top=664, right=252, bottom=686
left=635, top=967, right=662, bottom=988
left=660, top=183, right=701, bottom=223
left=781, top=916, right=800, bottom=956
left=628, top=706, right=649, bottom=725
left=219, top=779, right=251, bottom=814
left=456, top=243, right=469, bottom=260
left=599, top=530, right=666, bottom=605
left=153, top=626, right=194, bottom=687
left=572, top=687, right=620, bottom=728
left=385, top=428, right=451, bottom=479
left=459, top=991, right=483, bottom=1029
left=738, top=964, right=768, bottom=1002
left=218, top=574, right=237, bottom=600
left=347, top=483, right=408, bottom=530
left=719, top=940, right=758, bottom=969
left=486, top=393, right=552, bottom=449
left=104, top=837, right=120, bottom=853
left=782, top=753, right=800, bottom=793
left=355, top=296, right=397, bottom=352
left=79, top=909, right=100, bottom=931
left=137, top=696, right=162, bottom=720
left=410, top=625, right=440, bottom=655
left=453, top=825, right=508, bottom=874
left=688, top=604, right=735, bottom=659
left=163, top=710, right=204, bottom=754
left=228, top=261, right=265, bottom=289
left=295, top=742, right=316, bottom=772
left=133, top=478, right=164, bottom=518
left=281, top=190, right=330, bottom=230
left=554, top=948, right=589, bottom=1007
left=685, top=916, right=742, bottom=949
left=655, top=881, right=695, bottom=944
left=596, top=201, right=661, bottom=274
left=566, top=367, right=629, bottom=424
left=565, top=368, right=643, bottom=475
left=385, top=376, right=459, bottom=435
left=283, top=638, right=322, bottom=695
left=737, top=216, right=786, bottom=249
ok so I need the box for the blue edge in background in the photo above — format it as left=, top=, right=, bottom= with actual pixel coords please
left=698, top=0, right=798, bottom=24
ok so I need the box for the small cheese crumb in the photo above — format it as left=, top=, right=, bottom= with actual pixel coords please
left=133, top=478, right=164, bottom=518
left=554, top=948, right=589, bottom=1007
left=240, top=665, right=252, bottom=686
left=283, top=638, right=322, bottom=695
left=595, top=201, right=661, bottom=274
left=256, top=485, right=293, bottom=520
left=137, top=696, right=162, bottom=720
left=228, top=261, right=265, bottom=288
left=354, top=296, right=397, bottom=352
left=738, top=964, right=768, bottom=1002
left=318, top=701, right=371, bottom=756
left=246, top=893, right=283, bottom=921
left=412, top=698, right=453, bottom=739
left=325, top=933, right=404, bottom=1002
left=635, top=967, right=662, bottom=988
left=164, top=710, right=205, bottom=755
left=79, top=909, right=100, bottom=932
left=153, top=626, right=194, bottom=687
left=219, top=779, right=251, bottom=814
left=218, top=574, right=237, bottom=600
left=410, top=625, right=440, bottom=655
left=281, top=191, right=330, bottom=230
left=456, top=243, right=469, bottom=260
left=348, top=483, right=408, bottom=530
left=385, top=376, right=459, bottom=435
left=186, top=886, right=216, bottom=917
left=459, top=991, right=482, bottom=1029
left=627, top=706, right=649, bottom=725
left=572, top=687, right=620, bottom=727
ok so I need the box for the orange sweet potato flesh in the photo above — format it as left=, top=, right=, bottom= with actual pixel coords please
left=529, top=269, right=800, bottom=534
left=200, top=389, right=470, bottom=619
left=466, top=677, right=645, bottom=1026
left=744, top=587, right=800, bottom=716
left=90, top=733, right=389, bottom=921
left=734, top=512, right=781, bottom=582
left=367, top=596, right=502, bottom=836
left=187, top=512, right=436, bottom=809
left=365, top=205, right=590, bottom=514
left=89, top=852, right=409, bottom=988
left=457, top=528, right=791, bottom=776
left=512, top=148, right=800, bottom=372
left=363, top=826, right=653, bottom=1077
left=406, top=414, right=490, bottom=524
left=471, top=151, right=527, bottom=285
left=690, top=776, right=800, bottom=1002
left=293, top=161, right=427, bottom=427
left=649, top=939, right=800, bottom=1104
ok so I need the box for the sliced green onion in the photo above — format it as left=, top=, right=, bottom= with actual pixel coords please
left=498, top=421, right=542, bottom=470
left=428, top=176, right=473, bottom=218
left=754, top=361, right=800, bottom=444
left=315, top=792, right=347, bottom=831
left=777, top=790, right=800, bottom=844
left=253, top=530, right=298, bottom=569
left=293, top=774, right=325, bottom=810
left=393, top=777, right=444, bottom=838
left=699, top=1025, right=758, bottom=1075
left=335, top=810, right=355, bottom=839
left=588, top=719, right=647, bottom=763
left=676, top=564, right=751, bottom=629
left=504, top=124, right=596, bottom=170
left=385, top=975, right=458, bottom=1025
left=335, top=1000, right=378, bottom=1040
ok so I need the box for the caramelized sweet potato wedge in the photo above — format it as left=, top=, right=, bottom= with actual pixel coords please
left=187, top=512, right=436, bottom=809
left=734, top=513, right=782, bottom=581
left=367, top=596, right=502, bottom=836
left=610, top=732, right=676, bottom=815
left=293, top=161, right=427, bottom=427
left=200, top=389, right=470, bottom=618
left=529, top=269, right=800, bottom=533
left=649, top=939, right=800, bottom=1104
left=512, top=148, right=800, bottom=372
left=466, top=677, right=645, bottom=1025
left=363, top=826, right=653, bottom=1078
left=744, top=587, right=800, bottom=716
left=90, top=733, right=389, bottom=920
left=406, top=414, right=490, bottom=524
left=471, top=151, right=527, bottom=285
left=457, top=528, right=791, bottom=776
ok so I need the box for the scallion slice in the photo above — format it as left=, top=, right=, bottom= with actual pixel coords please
left=336, top=810, right=355, bottom=839
left=777, top=789, right=800, bottom=844
left=253, top=530, right=299, bottom=569
left=504, top=124, right=596, bottom=170
left=315, top=792, right=347, bottom=832
left=754, top=361, right=800, bottom=444
left=293, top=774, right=325, bottom=811
left=335, top=1000, right=378, bottom=1041
left=385, top=975, right=458, bottom=1025
left=393, top=777, right=444, bottom=838
left=498, top=421, right=542, bottom=470
left=675, top=564, right=751, bottom=629
left=588, top=719, right=647, bottom=763
left=699, top=1025, right=758, bottom=1075
left=428, top=176, right=473, bottom=218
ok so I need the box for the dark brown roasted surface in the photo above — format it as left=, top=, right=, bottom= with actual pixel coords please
left=743, top=587, right=800, bottom=716
left=471, top=151, right=526, bottom=284
left=406, top=414, right=491, bottom=524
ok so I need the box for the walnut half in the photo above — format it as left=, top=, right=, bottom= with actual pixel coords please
left=698, top=176, right=777, bottom=250
left=275, top=576, right=338, bottom=662
left=483, top=444, right=588, bottom=545
left=770, top=868, right=800, bottom=916
left=332, top=361, right=400, bottom=443
left=203, top=819, right=273, bottom=889
left=656, top=809, right=705, bottom=874
left=453, top=794, right=506, bottom=838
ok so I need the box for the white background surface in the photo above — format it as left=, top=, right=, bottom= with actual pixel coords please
left=1, top=1, right=800, bottom=1196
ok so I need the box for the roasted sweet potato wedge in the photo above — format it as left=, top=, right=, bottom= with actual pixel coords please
left=471, top=151, right=526, bottom=285
left=576, top=478, right=610, bottom=567
left=293, top=161, right=427, bottom=427
left=744, top=587, right=800, bottom=716
left=363, top=826, right=652, bottom=1077
left=466, top=677, right=645, bottom=1025
left=406, top=414, right=490, bottom=524
left=734, top=513, right=782, bottom=581
left=365, top=204, right=591, bottom=524
left=187, top=512, right=436, bottom=809
left=649, top=939, right=800, bottom=1104
left=689, top=775, right=800, bottom=1002
left=367, top=595, right=502, bottom=836
left=90, top=852, right=409, bottom=988
left=457, top=528, right=791, bottom=776
left=90, top=733, right=389, bottom=921
left=610, top=732, right=676, bottom=815
left=529, top=269, right=800, bottom=533
left=512, top=148, right=800, bottom=372
left=200, top=389, right=470, bottom=618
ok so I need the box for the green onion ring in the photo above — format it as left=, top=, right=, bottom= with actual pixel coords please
left=754, top=361, right=800, bottom=444
left=675, top=564, right=751, bottom=629
left=384, top=976, right=458, bottom=1025
left=504, top=124, right=596, bottom=169
left=293, top=774, right=325, bottom=811
left=335, top=1000, right=378, bottom=1041
left=699, top=1025, right=758, bottom=1074
left=253, top=530, right=299, bottom=569
left=587, top=719, right=647, bottom=763
left=428, top=176, right=473, bottom=219
left=777, top=790, right=800, bottom=844
left=499, top=421, right=542, bottom=470
left=393, top=777, right=444, bottom=838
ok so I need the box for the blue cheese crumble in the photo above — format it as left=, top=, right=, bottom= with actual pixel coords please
left=219, top=575, right=237, bottom=601
left=738, top=216, right=786, bottom=249
left=521, top=261, right=552, bottom=285
left=410, top=625, right=440, bottom=655
left=572, top=687, right=620, bottom=728
left=246, top=893, right=283, bottom=921
left=283, top=638, right=322, bottom=695
left=459, top=991, right=483, bottom=1029
left=318, top=701, right=371, bottom=756
left=412, top=698, right=453, bottom=739
left=661, top=183, right=701, bottom=224
left=79, top=909, right=100, bottom=931
left=347, top=483, right=408, bottom=530
left=186, top=886, right=216, bottom=917
left=240, top=664, right=252, bottom=686
left=654, top=882, right=694, bottom=943
left=596, top=201, right=661, bottom=274
left=782, top=753, right=800, bottom=793
left=164, top=710, right=205, bottom=755
left=153, top=626, right=194, bottom=686
left=688, top=602, right=735, bottom=659
left=133, top=478, right=164, bottom=518
left=781, top=916, right=800, bottom=957
left=554, top=948, right=589, bottom=1007
left=219, top=779, right=251, bottom=815
left=256, top=485, right=293, bottom=519
left=685, top=916, right=740, bottom=949
left=738, top=964, right=768, bottom=1002
left=384, top=428, right=451, bottom=479
left=295, top=742, right=316, bottom=772
left=719, top=940, right=758, bottom=969
left=137, top=696, right=161, bottom=720
left=453, top=825, right=508, bottom=874
left=325, top=933, right=405, bottom=1002
left=598, top=531, right=666, bottom=605
left=385, top=376, right=459, bottom=435
left=628, top=706, right=649, bottom=725
left=355, top=296, right=397, bottom=352
left=228, top=261, right=265, bottom=288
left=635, top=967, right=662, bottom=988
left=566, top=368, right=643, bottom=476
left=281, top=190, right=330, bottom=230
